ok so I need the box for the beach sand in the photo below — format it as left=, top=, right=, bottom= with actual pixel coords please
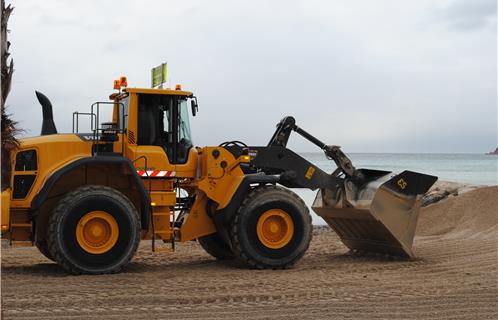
left=1, top=186, right=497, bottom=319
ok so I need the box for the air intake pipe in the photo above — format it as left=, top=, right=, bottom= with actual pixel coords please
left=35, top=91, right=58, bottom=135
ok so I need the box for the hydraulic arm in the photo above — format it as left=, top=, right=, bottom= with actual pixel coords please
left=267, top=116, right=356, bottom=177
left=250, top=116, right=437, bottom=258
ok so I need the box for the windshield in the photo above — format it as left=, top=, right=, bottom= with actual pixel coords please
left=177, top=99, right=193, bottom=162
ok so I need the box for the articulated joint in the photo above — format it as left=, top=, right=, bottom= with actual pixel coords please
left=324, top=145, right=356, bottom=177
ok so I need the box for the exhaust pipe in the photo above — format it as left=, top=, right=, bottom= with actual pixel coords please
left=35, top=91, right=58, bottom=135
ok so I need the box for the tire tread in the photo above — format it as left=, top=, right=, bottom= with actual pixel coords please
left=230, top=185, right=312, bottom=270
left=198, top=233, right=233, bottom=260
left=46, top=185, right=140, bottom=275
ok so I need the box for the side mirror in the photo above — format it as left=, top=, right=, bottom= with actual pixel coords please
left=190, top=98, right=198, bottom=117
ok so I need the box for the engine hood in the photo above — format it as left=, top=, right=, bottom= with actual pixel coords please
left=17, top=133, right=93, bottom=172
left=20, top=133, right=90, bottom=148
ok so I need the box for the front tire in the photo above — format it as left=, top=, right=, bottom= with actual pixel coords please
left=198, top=233, right=233, bottom=260
left=230, top=186, right=312, bottom=269
left=47, top=185, right=140, bottom=275
left=35, top=239, right=54, bottom=261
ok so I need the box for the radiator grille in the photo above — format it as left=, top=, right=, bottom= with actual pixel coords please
left=15, top=150, right=37, bottom=171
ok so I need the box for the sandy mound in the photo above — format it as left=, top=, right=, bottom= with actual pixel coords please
left=421, top=180, right=483, bottom=206
left=1, top=187, right=497, bottom=319
left=418, top=186, right=497, bottom=237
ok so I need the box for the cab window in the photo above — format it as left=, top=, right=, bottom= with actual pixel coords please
left=118, top=96, right=129, bottom=130
left=137, top=94, right=192, bottom=164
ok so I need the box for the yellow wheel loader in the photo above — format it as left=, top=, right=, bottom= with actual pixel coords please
left=0, top=79, right=437, bottom=274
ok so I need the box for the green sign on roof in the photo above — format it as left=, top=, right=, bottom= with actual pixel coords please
left=151, top=63, right=167, bottom=88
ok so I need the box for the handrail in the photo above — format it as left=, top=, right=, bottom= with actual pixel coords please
left=72, top=112, right=96, bottom=133
left=132, top=155, right=151, bottom=191
left=83, top=101, right=127, bottom=156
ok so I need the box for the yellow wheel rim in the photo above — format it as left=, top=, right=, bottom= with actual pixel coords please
left=256, top=209, right=294, bottom=249
left=76, top=211, right=119, bottom=254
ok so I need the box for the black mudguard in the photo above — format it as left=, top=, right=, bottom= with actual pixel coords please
left=31, top=156, right=151, bottom=230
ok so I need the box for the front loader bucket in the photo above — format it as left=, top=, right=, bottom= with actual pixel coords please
left=312, top=170, right=437, bottom=258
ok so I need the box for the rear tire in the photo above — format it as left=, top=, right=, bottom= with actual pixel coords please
left=47, top=185, right=140, bottom=275
left=230, top=185, right=312, bottom=269
left=198, top=233, right=233, bottom=260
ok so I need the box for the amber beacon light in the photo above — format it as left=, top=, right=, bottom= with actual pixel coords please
left=120, top=76, right=128, bottom=87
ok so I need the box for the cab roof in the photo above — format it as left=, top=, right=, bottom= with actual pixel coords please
left=109, top=87, right=193, bottom=100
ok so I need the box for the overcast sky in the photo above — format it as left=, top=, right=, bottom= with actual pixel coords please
left=5, top=0, right=497, bottom=153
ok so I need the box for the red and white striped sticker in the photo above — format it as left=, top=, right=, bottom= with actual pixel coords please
left=136, top=170, right=176, bottom=178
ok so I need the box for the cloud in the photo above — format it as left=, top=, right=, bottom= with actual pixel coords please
left=5, top=0, right=497, bottom=153
left=438, top=0, right=497, bottom=31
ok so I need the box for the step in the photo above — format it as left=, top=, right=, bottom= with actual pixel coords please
left=154, top=230, right=173, bottom=235
left=150, top=191, right=176, bottom=206
left=11, top=223, right=32, bottom=229
left=152, top=247, right=174, bottom=253
left=10, top=241, right=33, bottom=247
left=152, top=212, right=171, bottom=217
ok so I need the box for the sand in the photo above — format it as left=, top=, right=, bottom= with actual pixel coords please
left=1, top=186, right=497, bottom=319
left=421, top=180, right=484, bottom=206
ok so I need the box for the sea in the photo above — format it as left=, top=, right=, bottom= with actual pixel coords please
left=294, top=153, right=498, bottom=224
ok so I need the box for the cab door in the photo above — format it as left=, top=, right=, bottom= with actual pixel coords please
left=126, top=93, right=175, bottom=176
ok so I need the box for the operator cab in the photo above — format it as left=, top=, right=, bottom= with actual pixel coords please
left=111, top=85, right=198, bottom=168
